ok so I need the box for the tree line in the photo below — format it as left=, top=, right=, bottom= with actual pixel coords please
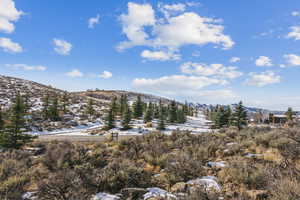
left=205, top=101, right=248, bottom=130
left=104, top=95, right=194, bottom=131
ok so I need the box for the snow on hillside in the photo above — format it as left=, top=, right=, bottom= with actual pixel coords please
left=30, top=112, right=211, bottom=136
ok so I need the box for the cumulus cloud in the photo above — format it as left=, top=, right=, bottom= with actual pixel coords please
left=255, top=56, right=273, bottom=67
left=6, top=64, right=46, bottom=71
left=133, top=75, right=227, bottom=92
left=99, top=71, right=112, bottom=79
left=0, top=0, right=23, bottom=33
left=118, top=2, right=156, bottom=50
left=66, top=69, right=83, bottom=78
left=287, top=26, right=300, bottom=40
left=132, top=75, right=239, bottom=102
left=283, top=54, right=300, bottom=66
left=244, top=71, right=281, bottom=87
left=118, top=2, right=234, bottom=59
left=291, top=11, right=300, bottom=17
left=0, top=37, right=22, bottom=53
left=180, top=62, right=243, bottom=79
left=88, top=14, right=100, bottom=29
left=141, top=50, right=180, bottom=61
left=53, top=38, right=72, bottom=55
left=229, top=57, right=240, bottom=63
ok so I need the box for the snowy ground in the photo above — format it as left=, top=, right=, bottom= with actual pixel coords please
left=30, top=112, right=211, bottom=137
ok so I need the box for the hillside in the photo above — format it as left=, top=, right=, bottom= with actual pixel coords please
left=74, top=90, right=173, bottom=104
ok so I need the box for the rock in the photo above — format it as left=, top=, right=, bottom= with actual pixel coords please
left=171, top=182, right=187, bottom=193
left=22, top=191, right=38, bottom=200
left=91, top=193, right=120, bottom=200
left=207, top=161, right=227, bottom=168
left=143, top=187, right=177, bottom=200
left=187, top=176, right=222, bottom=192
left=244, top=153, right=263, bottom=159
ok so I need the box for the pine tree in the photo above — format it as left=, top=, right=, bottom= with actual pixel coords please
left=232, top=101, right=247, bottom=130
left=0, top=107, right=4, bottom=130
left=153, top=104, right=160, bottom=119
left=105, top=108, right=115, bottom=130
left=168, top=100, right=177, bottom=123
left=119, top=95, right=127, bottom=117
left=0, top=94, right=36, bottom=149
left=176, top=107, right=186, bottom=124
left=86, top=99, right=95, bottom=118
left=62, top=92, right=69, bottom=113
left=285, top=107, right=295, bottom=121
left=144, top=103, right=153, bottom=123
left=111, top=96, right=118, bottom=116
left=122, top=105, right=132, bottom=130
left=157, top=103, right=166, bottom=130
left=49, top=95, right=60, bottom=121
left=133, top=95, right=143, bottom=118
left=42, top=94, right=50, bottom=120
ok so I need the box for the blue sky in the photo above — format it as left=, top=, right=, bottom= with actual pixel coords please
left=1, top=0, right=300, bottom=110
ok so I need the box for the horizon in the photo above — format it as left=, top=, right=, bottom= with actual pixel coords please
left=1, top=0, right=300, bottom=110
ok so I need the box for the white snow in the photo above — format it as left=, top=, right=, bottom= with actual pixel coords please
left=207, top=161, right=227, bottom=168
left=187, top=176, right=222, bottom=192
left=91, top=193, right=120, bottom=200
left=143, top=187, right=177, bottom=200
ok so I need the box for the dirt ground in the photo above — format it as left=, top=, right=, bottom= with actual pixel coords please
left=37, top=134, right=137, bottom=142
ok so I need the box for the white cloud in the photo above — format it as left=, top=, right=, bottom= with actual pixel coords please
left=53, top=38, right=72, bottom=55
left=118, top=2, right=234, bottom=55
left=132, top=75, right=238, bottom=103
left=163, top=3, right=186, bottom=12
left=6, top=64, right=46, bottom=71
left=283, top=54, right=300, bottom=66
left=255, top=56, right=273, bottom=67
left=66, top=69, right=83, bottom=78
left=287, top=26, right=300, bottom=40
left=291, top=11, right=300, bottom=16
left=88, top=14, right=100, bottom=29
left=133, top=75, right=227, bottom=92
left=152, top=12, right=234, bottom=50
left=245, top=71, right=281, bottom=87
left=180, top=62, right=243, bottom=79
left=229, top=57, right=240, bottom=63
left=0, top=0, right=23, bottom=33
left=141, top=50, right=180, bottom=61
left=118, top=2, right=156, bottom=50
left=99, top=71, right=112, bottom=79
left=0, top=37, right=22, bottom=53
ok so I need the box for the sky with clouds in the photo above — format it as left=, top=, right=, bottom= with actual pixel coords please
left=0, top=0, right=300, bottom=110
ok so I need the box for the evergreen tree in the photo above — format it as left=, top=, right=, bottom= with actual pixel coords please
left=168, top=100, right=177, bottom=123
left=176, top=107, right=186, bottom=124
left=133, top=95, right=143, bottom=118
left=144, top=103, right=153, bottom=123
left=111, top=96, right=118, bottom=116
left=49, top=95, right=60, bottom=121
left=157, top=103, right=166, bottom=130
left=285, top=107, right=295, bottom=121
left=42, top=94, right=50, bottom=120
left=62, top=92, right=69, bottom=113
left=0, top=107, right=4, bottom=130
left=119, top=94, right=127, bottom=116
left=121, top=105, right=132, bottom=130
left=153, top=104, right=160, bottom=119
left=105, top=108, right=115, bottom=130
left=232, top=101, right=248, bottom=130
left=0, top=94, right=36, bottom=149
left=86, top=99, right=95, bottom=118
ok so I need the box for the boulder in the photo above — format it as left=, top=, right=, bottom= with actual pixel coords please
left=91, top=193, right=120, bottom=200
left=143, top=187, right=177, bottom=200
left=187, top=176, right=222, bottom=192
